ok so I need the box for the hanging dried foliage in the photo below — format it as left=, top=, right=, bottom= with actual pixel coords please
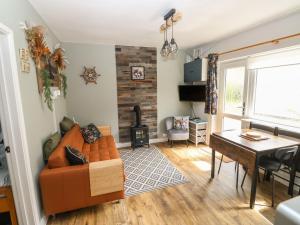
left=24, top=25, right=50, bottom=68
left=21, top=22, right=68, bottom=111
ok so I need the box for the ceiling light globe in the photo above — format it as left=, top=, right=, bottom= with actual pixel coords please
left=160, top=40, right=170, bottom=57
left=169, top=38, right=178, bottom=54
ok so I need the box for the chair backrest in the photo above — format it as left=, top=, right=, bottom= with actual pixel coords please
left=250, top=121, right=300, bottom=169
left=295, top=152, right=300, bottom=172
left=272, top=126, right=300, bottom=168
left=165, top=117, right=173, bottom=131
left=278, top=128, right=300, bottom=140
left=274, top=146, right=298, bottom=162
left=271, top=147, right=297, bottom=172
left=249, top=122, right=276, bottom=134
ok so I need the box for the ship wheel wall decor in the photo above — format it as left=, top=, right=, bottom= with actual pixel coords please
left=80, top=66, right=101, bottom=84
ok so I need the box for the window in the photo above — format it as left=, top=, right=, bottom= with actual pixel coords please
left=223, top=117, right=242, bottom=131
left=252, top=64, right=300, bottom=128
left=219, top=46, right=300, bottom=132
left=224, top=67, right=245, bottom=116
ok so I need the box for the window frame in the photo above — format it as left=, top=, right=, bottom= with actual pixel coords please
left=248, top=63, right=300, bottom=129
left=218, top=46, right=300, bottom=132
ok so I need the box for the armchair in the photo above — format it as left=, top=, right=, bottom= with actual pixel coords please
left=165, top=117, right=189, bottom=147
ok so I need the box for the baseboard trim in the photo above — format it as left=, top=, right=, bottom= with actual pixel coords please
left=116, top=137, right=168, bottom=148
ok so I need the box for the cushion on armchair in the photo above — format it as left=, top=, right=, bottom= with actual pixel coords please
left=174, top=116, right=189, bottom=130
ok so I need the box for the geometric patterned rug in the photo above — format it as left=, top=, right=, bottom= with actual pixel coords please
left=119, top=145, right=188, bottom=197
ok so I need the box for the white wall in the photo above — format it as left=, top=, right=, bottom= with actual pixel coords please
left=157, top=51, right=191, bottom=136
left=191, top=11, right=300, bottom=60
left=63, top=42, right=190, bottom=141
left=0, top=0, right=67, bottom=222
left=62, top=43, right=120, bottom=140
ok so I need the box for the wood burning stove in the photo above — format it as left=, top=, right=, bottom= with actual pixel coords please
left=130, top=105, right=149, bottom=150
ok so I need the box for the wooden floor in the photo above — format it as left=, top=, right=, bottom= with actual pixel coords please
left=47, top=142, right=295, bottom=225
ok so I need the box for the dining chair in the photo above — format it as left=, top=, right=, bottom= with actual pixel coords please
left=240, top=124, right=298, bottom=206
left=276, top=128, right=300, bottom=196
left=240, top=123, right=277, bottom=187
left=241, top=147, right=297, bottom=207
left=217, top=155, right=240, bottom=189
left=297, top=163, right=300, bottom=195
left=288, top=148, right=300, bottom=196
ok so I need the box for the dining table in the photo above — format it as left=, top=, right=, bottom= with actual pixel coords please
left=209, top=129, right=300, bottom=208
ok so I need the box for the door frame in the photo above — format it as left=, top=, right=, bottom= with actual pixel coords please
left=217, top=59, right=249, bottom=131
left=0, top=23, right=39, bottom=225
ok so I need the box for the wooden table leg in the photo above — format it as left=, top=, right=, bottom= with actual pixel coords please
left=288, top=166, right=296, bottom=196
left=211, top=149, right=215, bottom=179
left=250, top=156, right=259, bottom=208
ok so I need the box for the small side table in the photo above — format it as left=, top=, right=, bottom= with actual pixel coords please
left=0, top=186, right=18, bottom=225
left=189, top=120, right=208, bottom=146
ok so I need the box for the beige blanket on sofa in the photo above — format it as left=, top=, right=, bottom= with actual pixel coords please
left=89, top=158, right=124, bottom=196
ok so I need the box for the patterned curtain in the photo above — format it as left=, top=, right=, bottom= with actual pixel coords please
left=205, top=53, right=219, bottom=115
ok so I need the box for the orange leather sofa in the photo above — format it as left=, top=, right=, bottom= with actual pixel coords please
left=39, top=124, right=124, bottom=216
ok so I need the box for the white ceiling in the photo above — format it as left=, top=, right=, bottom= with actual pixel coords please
left=28, top=0, right=300, bottom=49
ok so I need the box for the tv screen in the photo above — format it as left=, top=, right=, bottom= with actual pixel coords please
left=179, top=85, right=206, bottom=102
left=184, top=59, right=202, bottom=82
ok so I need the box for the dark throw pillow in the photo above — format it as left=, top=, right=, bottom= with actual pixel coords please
left=65, top=145, right=87, bottom=165
left=60, top=116, right=75, bottom=136
left=81, top=123, right=101, bottom=144
left=43, top=132, right=61, bottom=163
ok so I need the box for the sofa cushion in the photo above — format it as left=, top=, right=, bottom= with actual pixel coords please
left=43, top=132, right=61, bottom=163
left=81, top=124, right=101, bottom=144
left=88, top=124, right=102, bottom=139
left=88, top=136, right=119, bottom=162
left=81, top=143, right=91, bottom=162
left=60, top=116, right=75, bottom=136
left=65, top=145, right=88, bottom=165
left=48, top=124, right=84, bottom=169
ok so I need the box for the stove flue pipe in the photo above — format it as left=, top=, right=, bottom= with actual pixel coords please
left=133, top=105, right=142, bottom=127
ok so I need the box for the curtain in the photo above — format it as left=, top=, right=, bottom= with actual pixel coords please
left=205, top=53, right=218, bottom=115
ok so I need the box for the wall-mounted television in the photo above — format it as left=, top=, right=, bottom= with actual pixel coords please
left=178, top=85, right=206, bottom=102
left=184, top=58, right=207, bottom=83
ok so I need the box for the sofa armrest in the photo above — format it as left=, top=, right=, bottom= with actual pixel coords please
left=39, top=159, right=125, bottom=216
left=39, top=164, right=90, bottom=216
left=97, top=125, right=111, bottom=136
left=89, top=158, right=124, bottom=196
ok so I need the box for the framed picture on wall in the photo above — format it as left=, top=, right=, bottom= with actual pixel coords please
left=131, top=66, right=145, bottom=80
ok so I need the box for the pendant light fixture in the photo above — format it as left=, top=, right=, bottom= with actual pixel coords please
left=160, top=20, right=170, bottom=57
left=169, top=16, right=178, bottom=55
left=160, top=9, right=181, bottom=58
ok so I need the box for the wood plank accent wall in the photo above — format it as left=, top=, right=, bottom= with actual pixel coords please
left=115, top=46, right=157, bottom=143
